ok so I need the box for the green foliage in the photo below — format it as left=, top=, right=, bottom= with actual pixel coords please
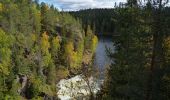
left=161, top=37, right=170, bottom=99
left=84, top=25, right=98, bottom=54
left=0, top=0, right=98, bottom=99
left=52, top=36, right=60, bottom=53
left=100, top=0, right=170, bottom=100
left=0, top=29, right=12, bottom=75
left=8, top=79, right=22, bottom=99
left=41, top=3, right=59, bottom=34
left=70, top=8, right=115, bottom=35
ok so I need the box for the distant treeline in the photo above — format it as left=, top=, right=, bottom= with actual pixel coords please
left=69, top=8, right=115, bottom=36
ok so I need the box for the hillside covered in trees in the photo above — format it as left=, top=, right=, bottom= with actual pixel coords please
left=69, top=9, right=115, bottom=36
left=0, top=0, right=98, bottom=99
left=1, top=0, right=170, bottom=100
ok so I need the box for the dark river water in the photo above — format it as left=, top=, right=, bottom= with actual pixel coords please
left=94, top=36, right=114, bottom=79
left=57, top=36, right=114, bottom=99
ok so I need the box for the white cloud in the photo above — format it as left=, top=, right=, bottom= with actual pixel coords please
left=40, top=0, right=126, bottom=11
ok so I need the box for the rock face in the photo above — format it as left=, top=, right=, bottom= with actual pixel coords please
left=57, top=75, right=103, bottom=100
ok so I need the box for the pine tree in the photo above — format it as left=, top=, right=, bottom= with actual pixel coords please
left=100, top=0, right=150, bottom=99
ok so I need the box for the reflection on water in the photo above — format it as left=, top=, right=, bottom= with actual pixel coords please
left=94, top=36, right=114, bottom=79
left=57, top=36, right=114, bottom=100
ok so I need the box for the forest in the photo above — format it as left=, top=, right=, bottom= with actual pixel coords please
left=0, top=0, right=98, bottom=99
left=69, top=9, right=115, bottom=36
left=0, top=0, right=170, bottom=100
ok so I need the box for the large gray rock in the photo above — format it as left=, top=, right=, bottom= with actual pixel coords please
left=57, top=75, right=103, bottom=100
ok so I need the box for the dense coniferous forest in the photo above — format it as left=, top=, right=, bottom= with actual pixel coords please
left=1, top=0, right=170, bottom=100
left=0, top=0, right=98, bottom=99
left=69, top=9, right=115, bottom=35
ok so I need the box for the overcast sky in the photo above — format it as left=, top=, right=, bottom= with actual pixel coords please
left=39, top=0, right=126, bottom=11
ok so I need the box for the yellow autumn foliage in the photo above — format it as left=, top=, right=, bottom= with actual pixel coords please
left=31, top=34, right=37, bottom=42
left=40, top=32, right=50, bottom=54
left=76, top=41, right=84, bottom=66
left=40, top=32, right=52, bottom=67
left=92, top=35, right=98, bottom=52
left=0, top=3, right=2, bottom=12
left=64, top=42, right=76, bottom=67
left=52, top=36, right=60, bottom=53
left=64, top=40, right=84, bottom=69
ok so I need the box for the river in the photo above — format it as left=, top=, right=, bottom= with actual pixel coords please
left=94, top=36, right=114, bottom=79
left=57, top=36, right=114, bottom=100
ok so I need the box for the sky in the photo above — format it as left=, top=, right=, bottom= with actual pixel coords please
left=39, top=0, right=126, bottom=11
